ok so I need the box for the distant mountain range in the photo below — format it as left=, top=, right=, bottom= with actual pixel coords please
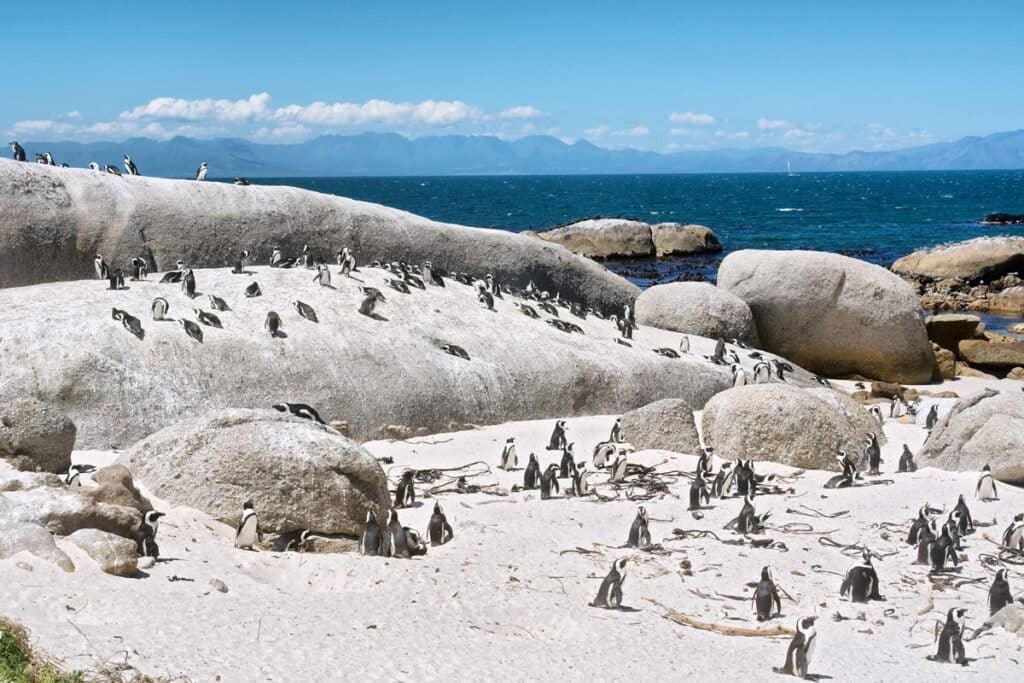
left=17, top=129, right=1024, bottom=177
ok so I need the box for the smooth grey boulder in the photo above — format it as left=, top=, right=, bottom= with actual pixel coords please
left=701, top=384, right=879, bottom=470
left=808, top=388, right=886, bottom=446
left=66, top=528, right=138, bottom=577
left=0, top=266, right=730, bottom=447
left=0, top=160, right=637, bottom=311
left=617, top=399, right=701, bottom=454
left=892, top=237, right=1024, bottom=282
left=0, top=519, right=74, bottom=572
left=2, top=487, right=139, bottom=538
left=529, top=218, right=722, bottom=259
left=0, top=398, right=76, bottom=473
left=650, top=224, right=722, bottom=257
left=919, top=389, right=1024, bottom=483
left=635, top=282, right=759, bottom=345
left=119, top=409, right=393, bottom=536
left=718, top=250, right=936, bottom=384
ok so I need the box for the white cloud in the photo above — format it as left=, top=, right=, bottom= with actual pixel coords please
left=757, top=117, right=792, bottom=131
left=783, top=127, right=814, bottom=140
left=714, top=130, right=750, bottom=139
left=584, top=125, right=610, bottom=139
left=120, top=92, right=272, bottom=122
left=612, top=125, right=650, bottom=137
left=499, top=105, right=543, bottom=119
left=64, top=110, right=82, bottom=120
left=668, top=111, right=716, bottom=126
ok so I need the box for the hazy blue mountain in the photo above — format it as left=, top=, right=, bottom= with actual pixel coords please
left=17, top=129, right=1024, bottom=177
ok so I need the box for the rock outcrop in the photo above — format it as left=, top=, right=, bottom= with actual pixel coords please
left=981, top=212, right=1024, bottom=225
left=0, top=266, right=730, bottom=447
left=529, top=219, right=721, bottom=259
left=717, top=250, right=936, bottom=384
left=925, top=313, right=982, bottom=352
left=701, top=384, right=881, bottom=470
left=617, top=399, right=701, bottom=454
left=892, top=237, right=1024, bottom=282
left=919, top=389, right=1024, bottom=483
left=67, top=528, right=138, bottom=577
left=0, top=519, right=74, bottom=572
left=0, top=160, right=637, bottom=311
left=634, top=282, right=759, bottom=346
left=119, top=409, right=394, bottom=536
left=958, top=340, right=1024, bottom=368
left=0, top=399, right=76, bottom=473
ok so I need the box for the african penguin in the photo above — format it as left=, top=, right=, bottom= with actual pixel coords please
left=774, top=616, right=817, bottom=678
left=358, top=289, right=385, bottom=317
left=427, top=502, right=454, bottom=545
left=929, top=607, right=967, bottom=665
left=627, top=507, right=651, bottom=548
left=975, top=464, right=997, bottom=501
left=194, top=309, right=222, bottom=328
left=689, top=471, right=710, bottom=510
left=178, top=318, right=204, bottom=343
left=265, top=311, right=282, bottom=338
left=864, top=433, right=882, bottom=475
left=929, top=523, right=959, bottom=573
left=271, top=529, right=312, bottom=553
left=234, top=177, right=250, bottom=186
left=679, top=335, right=690, bottom=354
left=272, top=402, right=324, bottom=424
left=208, top=295, right=229, bottom=312
left=989, top=568, right=1013, bottom=616
left=106, top=164, right=121, bottom=176
left=234, top=500, right=261, bottom=549
left=360, top=510, right=383, bottom=556
left=735, top=493, right=771, bottom=535
left=889, top=395, right=903, bottom=418
left=898, top=444, right=916, bottom=473
left=181, top=268, right=197, bottom=298
left=539, top=463, right=560, bottom=499
left=953, top=494, right=974, bottom=534
left=383, top=509, right=410, bottom=559
left=925, top=404, right=939, bottom=430
left=440, top=343, right=470, bottom=360
left=244, top=281, right=262, bottom=297
left=868, top=405, right=884, bottom=425
left=559, top=443, right=577, bottom=479
left=753, top=566, right=782, bottom=621
left=731, top=363, right=747, bottom=387
left=123, top=155, right=139, bottom=176
left=135, top=510, right=165, bottom=559
left=570, top=462, right=590, bottom=497
left=608, top=454, right=629, bottom=483
left=840, top=548, right=882, bottom=602
left=9, top=141, right=25, bottom=161
left=523, top=453, right=541, bottom=490
left=195, top=162, right=208, bottom=181
left=64, top=463, right=96, bottom=487
left=499, top=437, right=518, bottom=470
left=546, top=420, right=568, bottom=451
left=403, top=527, right=427, bottom=556
left=394, top=470, right=416, bottom=508
left=294, top=300, right=318, bottom=322
left=313, top=264, right=332, bottom=287
left=907, top=504, right=933, bottom=545
left=590, top=557, right=627, bottom=609
left=1002, top=513, right=1024, bottom=550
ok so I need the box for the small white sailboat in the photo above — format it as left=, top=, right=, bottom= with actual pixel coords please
left=787, top=161, right=799, bottom=176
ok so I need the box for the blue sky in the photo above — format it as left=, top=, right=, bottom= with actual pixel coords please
left=3, top=1, right=1022, bottom=153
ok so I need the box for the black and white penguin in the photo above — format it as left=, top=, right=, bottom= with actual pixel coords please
left=592, top=441, right=617, bottom=468
left=774, top=616, right=817, bottom=678
left=627, top=507, right=651, bottom=548
left=265, top=311, right=282, bottom=338
left=907, top=504, right=933, bottom=545
left=946, top=510, right=964, bottom=550
left=499, top=437, right=517, bottom=470
left=989, top=568, right=1013, bottom=615
left=9, top=141, right=25, bottom=161
left=244, top=281, right=261, bottom=298
left=709, top=338, right=727, bottom=365
left=608, top=453, right=629, bottom=483
left=181, top=268, right=197, bottom=298
left=735, top=493, right=771, bottom=535
left=93, top=254, right=108, bottom=280
left=440, top=343, right=470, bottom=360
left=112, top=308, right=144, bottom=338
left=752, top=360, right=772, bottom=384
left=929, top=607, right=967, bottom=665
left=559, top=443, right=576, bottom=479
left=358, top=288, right=385, bottom=317
left=523, top=453, right=541, bottom=490
left=840, top=549, right=882, bottom=602
left=868, top=405, right=884, bottom=425
left=384, top=509, right=410, bottom=559
left=394, top=470, right=416, bottom=508
left=234, top=500, right=262, bottom=549
left=864, top=433, right=882, bottom=475
left=889, top=395, right=903, bottom=418
left=271, top=402, right=324, bottom=424
left=1002, top=513, right=1024, bottom=550
left=387, top=278, right=410, bottom=294
left=313, top=264, right=332, bottom=287
left=953, top=494, right=974, bottom=534
left=915, top=516, right=939, bottom=565
left=824, top=451, right=860, bottom=489
left=298, top=244, right=313, bottom=269
left=608, top=418, right=621, bottom=443
left=421, top=261, right=444, bottom=287
left=271, top=529, right=312, bottom=552
left=404, top=527, right=428, bottom=556
left=194, top=309, right=222, bottom=328
left=195, top=162, right=208, bottom=181
left=136, top=510, right=165, bottom=559
left=689, top=471, right=710, bottom=510
left=710, top=462, right=734, bottom=498
left=898, top=444, right=916, bottom=473
left=696, top=447, right=714, bottom=477
left=106, top=164, right=121, bottom=176
left=570, top=462, right=590, bottom=497
left=107, top=267, right=126, bottom=290
left=540, top=463, right=561, bottom=499
left=753, top=566, right=782, bottom=621
left=231, top=250, right=251, bottom=274
left=35, top=152, right=55, bottom=165
left=925, top=404, right=939, bottom=430
left=428, top=502, right=454, bottom=545
left=514, top=302, right=540, bottom=319
left=88, top=162, right=101, bottom=171
left=679, top=335, right=690, bottom=354
left=590, top=557, right=627, bottom=609
left=234, top=177, right=250, bottom=186
left=546, top=420, right=568, bottom=451
left=64, top=463, right=96, bottom=487
left=929, top=523, right=960, bottom=573
left=731, top=363, right=748, bottom=387
left=208, top=295, right=229, bottom=312
left=337, top=247, right=356, bottom=275
left=359, top=510, right=383, bottom=555
left=123, top=155, right=139, bottom=176
left=129, top=256, right=148, bottom=280
left=478, top=288, right=495, bottom=311
left=294, top=300, right=318, bottom=323
left=975, top=464, right=998, bottom=501
left=178, top=318, right=204, bottom=343
left=733, top=459, right=758, bottom=498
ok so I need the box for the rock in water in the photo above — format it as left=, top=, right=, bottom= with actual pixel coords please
left=892, top=236, right=1024, bottom=282
left=701, top=384, right=881, bottom=470
left=67, top=528, right=138, bottom=577
left=717, top=250, right=936, bottom=384
left=635, top=282, right=759, bottom=346
left=617, top=399, right=702, bottom=454
left=0, top=398, right=76, bottom=473
left=528, top=218, right=722, bottom=259
left=118, top=409, right=393, bottom=536
left=919, top=389, right=1024, bottom=484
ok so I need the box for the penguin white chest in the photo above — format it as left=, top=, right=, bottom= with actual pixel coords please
left=235, top=515, right=259, bottom=548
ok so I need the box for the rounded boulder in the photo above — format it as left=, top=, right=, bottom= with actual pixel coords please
left=635, top=282, right=759, bottom=346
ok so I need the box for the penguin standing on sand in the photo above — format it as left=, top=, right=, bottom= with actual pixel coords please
left=208, top=295, right=228, bottom=312
left=384, top=509, right=410, bottom=558
left=840, top=549, right=882, bottom=602
left=735, top=493, right=771, bottom=535
left=358, top=289, right=385, bottom=317
left=265, top=311, right=282, bottom=338
left=679, top=335, right=690, bottom=354
left=130, top=256, right=148, bottom=280
left=337, top=247, right=356, bottom=275
left=547, top=420, right=568, bottom=451
left=898, top=444, right=916, bottom=473
left=136, top=510, right=165, bottom=559
left=907, top=505, right=933, bottom=545
left=608, top=453, right=629, bottom=483
left=360, top=510, right=382, bottom=556
left=975, top=464, right=998, bottom=501
left=890, top=396, right=903, bottom=418
left=540, top=463, right=560, bottom=499
left=929, top=523, right=959, bottom=573
left=929, top=608, right=968, bottom=665
left=559, top=443, right=576, bottom=479
left=234, top=500, right=262, bottom=549
left=178, top=318, right=204, bottom=343
left=195, top=162, right=208, bottom=181
left=591, top=557, right=627, bottom=609
left=570, top=462, right=590, bottom=497
left=868, top=405, right=884, bottom=425
left=394, top=470, right=416, bottom=508
left=523, top=454, right=541, bottom=490
left=427, top=502, right=454, bottom=545
left=245, top=281, right=261, bottom=298
left=774, top=616, right=817, bottom=678
left=94, top=254, right=108, bottom=280
left=864, top=433, right=882, bottom=475
left=710, top=462, right=734, bottom=498
left=313, top=263, right=332, bottom=287
left=108, top=268, right=125, bottom=290
left=925, top=404, right=939, bottom=430
left=989, top=568, right=1013, bottom=615
left=709, top=338, right=727, bottom=364
left=915, top=517, right=939, bottom=565
left=1003, top=513, right=1024, bottom=550
left=181, top=268, right=196, bottom=298
left=953, top=494, right=974, bottom=534
left=753, top=566, right=782, bottom=621
left=689, top=471, right=710, bottom=510
left=608, top=418, right=621, bottom=443
left=499, top=437, right=517, bottom=471
left=627, top=507, right=650, bottom=548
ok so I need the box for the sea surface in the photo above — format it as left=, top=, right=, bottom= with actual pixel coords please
left=254, top=171, right=1024, bottom=288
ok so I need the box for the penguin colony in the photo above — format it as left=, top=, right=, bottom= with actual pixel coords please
left=58, top=221, right=1023, bottom=677
left=8, top=142, right=217, bottom=181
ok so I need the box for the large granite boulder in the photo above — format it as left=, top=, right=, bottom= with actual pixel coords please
left=958, top=340, right=1024, bottom=368
left=617, top=399, right=701, bottom=454
left=892, top=237, right=1024, bottom=282
left=530, top=219, right=721, bottom=259
left=718, top=250, right=936, bottom=383
left=0, top=398, right=76, bottom=473
left=119, top=409, right=394, bottom=536
left=919, top=389, right=1024, bottom=483
left=925, top=313, right=982, bottom=352
left=66, top=528, right=138, bottom=577
left=0, top=266, right=730, bottom=447
left=635, top=282, right=759, bottom=345
left=0, top=160, right=637, bottom=311
left=701, top=384, right=880, bottom=470
left=0, top=518, right=74, bottom=572
left=988, top=286, right=1024, bottom=314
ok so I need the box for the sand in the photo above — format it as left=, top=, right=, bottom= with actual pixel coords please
left=1, top=399, right=1022, bottom=681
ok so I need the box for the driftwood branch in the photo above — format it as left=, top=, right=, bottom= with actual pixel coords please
left=646, top=598, right=794, bottom=638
